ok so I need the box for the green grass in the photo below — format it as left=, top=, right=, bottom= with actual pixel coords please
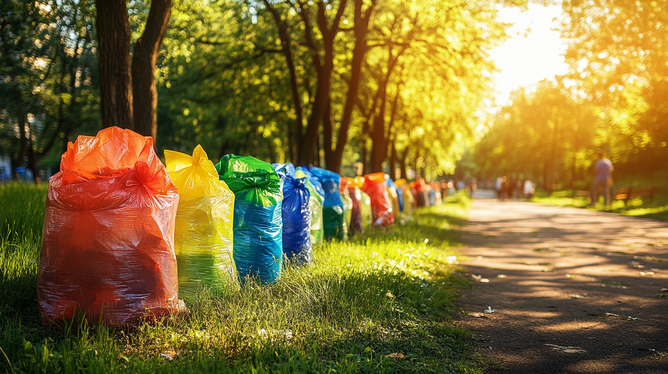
left=0, top=183, right=481, bottom=373
left=531, top=185, right=668, bottom=222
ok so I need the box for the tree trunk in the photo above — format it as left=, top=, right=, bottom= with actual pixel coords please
left=388, top=140, right=397, bottom=180
left=328, top=0, right=376, bottom=173
left=297, top=0, right=348, bottom=166
left=132, top=0, right=171, bottom=140
left=96, top=0, right=133, bottom=129
left=360, top=136, right=368, bottom=175
left=27, top=144, right=41, bottom=184
left=368, top=47, right=403, bottom=173
left=323, top=99, right=335, bottom=170
left=263, top=0, right=303, bottom=163
left=398, top=145, right=409, bottom=180
left=368, top=84, right=388, bottom=172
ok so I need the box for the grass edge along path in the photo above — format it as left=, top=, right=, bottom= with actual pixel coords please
left=0, top=184, right=482, bottom=373
left=531, top=189, right=668, bottom=222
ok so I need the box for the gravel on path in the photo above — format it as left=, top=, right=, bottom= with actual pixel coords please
left=457, top=190, right=668, bottom=373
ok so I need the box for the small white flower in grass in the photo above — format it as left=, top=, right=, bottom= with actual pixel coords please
left=424, top=238, right=429, bottom=244
left=446, top=256, right=457, bottom=264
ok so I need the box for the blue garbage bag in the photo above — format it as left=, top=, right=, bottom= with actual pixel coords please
left=386, top=176, right=404, bottom=213
left=307, top=166, right=345, bottom=240
left=215, top=155, right=283, bottom=283
left=273, top=163, right=312, bottom=264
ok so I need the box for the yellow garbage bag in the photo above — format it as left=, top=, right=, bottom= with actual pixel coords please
left=165, top=145, right=238, bottom=298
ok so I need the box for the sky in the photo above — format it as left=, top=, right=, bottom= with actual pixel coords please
left=489, top=3, right=569, bottom=107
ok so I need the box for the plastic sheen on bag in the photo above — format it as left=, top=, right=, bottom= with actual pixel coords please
left=295, top=167, right=325, bottom=245
left=395, top=178, right=414, bottom=216
left=308, top=166, right=345, bottom=240
left=37, top=127, right=182, bottom=327
left=339, top=177, right=352, bottom=240
left=273, top=163, right=312, bottom=264
left=385, top=176, right=401, bottom=219
left=352, top=177, right=373, bottom=228
left=340, top=191, right=352, bottom=240
left=347, top=187, right=363, bottom=235
left=165, top=145, right=238, bottom=298
left=386, top=175, right=404, bottom=214
left=412, top=178, right=429, bottom=207
left=362, top=172, right=394, bottom=226
left=216, top=155, right=283, bottom=283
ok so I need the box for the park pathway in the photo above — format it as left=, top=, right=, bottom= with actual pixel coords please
left=457, top=190, right=668, bottom=373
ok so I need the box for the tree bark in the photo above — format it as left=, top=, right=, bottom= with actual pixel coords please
left=398, top=145, right=409, bottom=180
left=132, top=0, right=171, bottom=140
left=297, top=0, right=347, bottom=166
left=323, top=98, right=334, bottom=169
left=327, top=0, right=376, bottom=173
left=388, top=140, right=397, bottom=180
left=263, top=0, right=303, bottom=163
left=368, top=76, right=389, bottom=172
left=96, top=0, right=133, bottom=129
left=368, top=47, right=404, bottom=172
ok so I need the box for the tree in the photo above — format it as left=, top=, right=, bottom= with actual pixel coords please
left=95, top=0, right=171, bottom=139
left=356, top=0, right=510, bottom=174
left=1, top=0, right=99, bottom=182
left=561, top=0, right=668, bottom=176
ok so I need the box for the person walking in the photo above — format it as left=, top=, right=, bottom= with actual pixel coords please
left=590, top=151, right=614, bottom=207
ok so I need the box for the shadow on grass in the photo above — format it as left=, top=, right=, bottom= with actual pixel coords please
left=0, top=194, right=480, bottom=374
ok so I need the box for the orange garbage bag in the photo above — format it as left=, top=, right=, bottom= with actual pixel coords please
left=362, top=172, right=394, bottom=226
left=37, top=127, right=182, bottom=327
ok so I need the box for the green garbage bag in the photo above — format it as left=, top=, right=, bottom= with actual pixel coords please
left=215, top=155, right=283, bottom=284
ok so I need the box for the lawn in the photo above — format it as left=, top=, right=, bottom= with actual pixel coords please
left=0, top=183, right=482, bottom=373
left=531, top=183, right=668, bottom=222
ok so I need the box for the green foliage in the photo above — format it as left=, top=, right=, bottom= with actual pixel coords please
left=0, top=0, right=100, bottom=174
left=464, top=1, right=668, bottom=185
left=0, top=185, right=482, bottom=373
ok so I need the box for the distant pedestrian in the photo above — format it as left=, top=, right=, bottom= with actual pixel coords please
left=523, top=180, right=534, bottom=199
left=590, top=151, right=614, bottom=207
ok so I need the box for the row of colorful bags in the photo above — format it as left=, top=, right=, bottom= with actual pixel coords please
left=36, top=127, right=414, bottom=327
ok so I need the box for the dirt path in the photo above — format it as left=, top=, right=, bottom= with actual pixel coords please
left=456, top=190, right=668, bottom=373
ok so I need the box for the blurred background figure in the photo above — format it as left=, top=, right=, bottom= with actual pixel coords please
left=466, top=177, right=477, bottom=198
left=499, top=176, right=509, bottom=201
left=523, top=179, right=535, bottom=199
left=590, top=151, right=614, bottom=207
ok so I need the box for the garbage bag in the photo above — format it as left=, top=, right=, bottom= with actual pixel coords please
left=413, top=178, right=429, bottom=207
left=216, top=155, right=283, bottom=283
left=165, top=145, right=238, bottom=298
left=37, top=127, right=181, bottom=327
left=395, top=178, right=414, bottom=216
left=347, top=186, right=363, bottom=235
left=308, top=166, right=345, bottom=240
left=338, top=177, right=352, bottom=239
left=386, top=175, right=404, bottom=214
left=296, top=167, right=325, bottom=245
left=385, top=175, right=401, bottom=219
left=352, top=177, right=373, bottom=228
left=362, top=172, right=394, bottom=226
left=340, top=191, right=352, bottom=240
left=273, top=163, right=312, bottom=264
